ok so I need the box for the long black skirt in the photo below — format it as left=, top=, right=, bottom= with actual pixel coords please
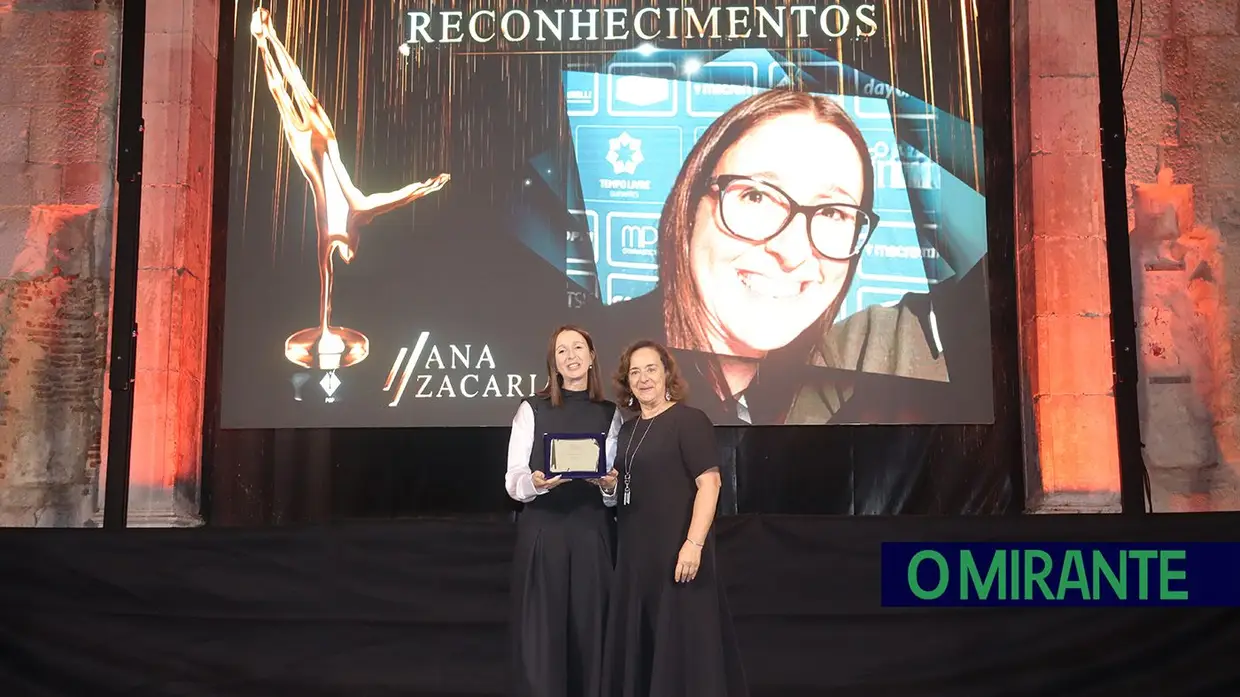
left=511, top=506, right=614, bottom=697
left=602, top=534, right=748, bottom=697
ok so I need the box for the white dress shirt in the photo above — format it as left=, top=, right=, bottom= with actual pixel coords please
left=505, top=401, right=623, bottom=506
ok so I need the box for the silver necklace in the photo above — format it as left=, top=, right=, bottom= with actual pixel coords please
left=622, top=404, right=669, bottom=505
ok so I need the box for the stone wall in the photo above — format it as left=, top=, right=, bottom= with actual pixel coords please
left=1013, top=0, right=1122, bottom=512
left=0, top=0, right=121, bottom=526
left=0, top=0, right=220, bottom=528
left=1122, top=0, right=1240, bottom=511
left=123, top=0, right=219, bottom=526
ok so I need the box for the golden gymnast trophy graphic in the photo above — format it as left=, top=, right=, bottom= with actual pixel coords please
left=250, top=8, right=449, bottom=373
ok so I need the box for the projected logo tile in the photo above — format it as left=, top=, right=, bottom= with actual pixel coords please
left=575, top=126, right=682, bottom=205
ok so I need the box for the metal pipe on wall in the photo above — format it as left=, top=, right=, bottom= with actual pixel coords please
left=1094, top=0, right=1149, bottom=513
left=103, top=0, right=148, bottom=529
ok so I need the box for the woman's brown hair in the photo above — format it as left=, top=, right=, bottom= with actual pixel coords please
left=658, top=89, right=875, bottom=357
left=612, top=340, right=690, bottom=410
left=536, top=325, right=606, bottom=407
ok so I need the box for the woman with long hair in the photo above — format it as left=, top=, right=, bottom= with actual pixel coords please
left=602, top=340, right=748, bottom=697
left=505, top=325, right=622, bottom=697
left=602, top=88, right=948, bottom=425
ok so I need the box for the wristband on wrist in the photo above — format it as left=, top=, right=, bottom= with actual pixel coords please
left=686, top=537, right=704, bottom=548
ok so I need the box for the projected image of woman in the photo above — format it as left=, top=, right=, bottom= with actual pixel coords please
left=506, top=325, right=622, bottom=697
left=602, top=340, right=748, bottom=697
left=604, top=89, right=950, bottom=425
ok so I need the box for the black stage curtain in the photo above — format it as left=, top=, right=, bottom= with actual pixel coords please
left=2, top=514, right=1238, bottom=697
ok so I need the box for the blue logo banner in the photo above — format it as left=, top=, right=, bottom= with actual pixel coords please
left=881, top=542, right=1240, bottom=607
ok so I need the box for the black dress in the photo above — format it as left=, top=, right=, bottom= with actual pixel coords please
left=604, top=404, right=749, bottom=697
left=510, top=390, right=618, bottom=697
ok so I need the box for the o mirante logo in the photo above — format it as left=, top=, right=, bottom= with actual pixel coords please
left=905, top=548, right=1187, bottom=602
left=876, top=542, right=1240, bottom=607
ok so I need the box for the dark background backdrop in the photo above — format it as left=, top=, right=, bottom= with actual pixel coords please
left=203, top=0, right=1020, bottom=524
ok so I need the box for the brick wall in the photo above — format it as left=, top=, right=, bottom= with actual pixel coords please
left=1122, top=0, right=1240, bottom=511
left=0, top=0, right=121, bottom=525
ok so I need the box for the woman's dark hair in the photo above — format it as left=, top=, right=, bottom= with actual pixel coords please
left=658, top=89, right=875, bottom=359
left=536, top=325, right=605, bottom=407
left=612, top=340, right=690, bottom=410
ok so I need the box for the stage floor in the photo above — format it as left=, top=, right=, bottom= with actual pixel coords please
left=1, top=514, right=1238, bottom=696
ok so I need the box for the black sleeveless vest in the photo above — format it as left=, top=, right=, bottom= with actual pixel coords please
left=523, top=389, right=617, bottom=513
